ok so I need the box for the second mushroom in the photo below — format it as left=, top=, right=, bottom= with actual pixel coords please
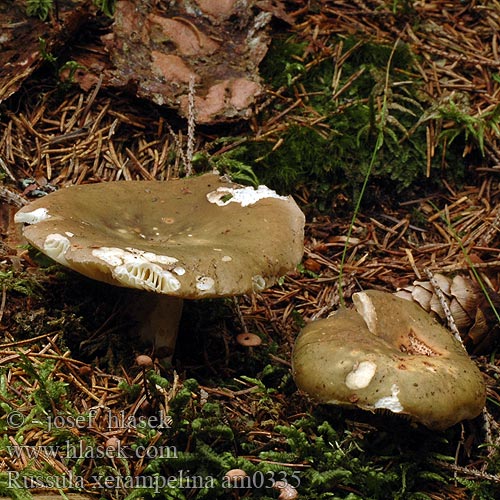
left=292, top=290, right=486, bottom=430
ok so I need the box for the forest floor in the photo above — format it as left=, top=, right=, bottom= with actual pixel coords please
left=0, top=1, right=500, bottom=499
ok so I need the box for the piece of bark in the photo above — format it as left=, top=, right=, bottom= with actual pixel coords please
left=74, top=0, right=276, bottom=123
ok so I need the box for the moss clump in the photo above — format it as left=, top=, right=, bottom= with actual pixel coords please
left=227, top=34, right=469, bottom=211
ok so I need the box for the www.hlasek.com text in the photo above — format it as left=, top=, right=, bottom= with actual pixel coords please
left=7, top=440, right=177, bottom=460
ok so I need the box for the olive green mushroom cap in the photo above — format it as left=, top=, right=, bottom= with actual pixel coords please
left=15, top=174, right=305, bottom=299
left=292, top=290, right=486, bottom=430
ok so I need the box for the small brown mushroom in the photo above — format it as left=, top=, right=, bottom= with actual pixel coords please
left=292, top=290, right=486, bottom=430
left=273, top=481, right=299, bottom=500
left=136, top=354, right=154, bottom=369
left=78, top=365, right=92, bottom=377
left=15, top=173, right=304, bottom=356
left=105, top=436, right=121, bottom=453
left=236, top=332, right=262, bottom=347
left=223, top=468, right=247, bottom=483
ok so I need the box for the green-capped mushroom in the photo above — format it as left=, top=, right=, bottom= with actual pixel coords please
left=15, top=173, right=305, bottom=356
left=292, top=290, right=486, bottom=430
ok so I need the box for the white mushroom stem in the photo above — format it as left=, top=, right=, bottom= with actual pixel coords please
left=127, top=293, right=184, bottom=358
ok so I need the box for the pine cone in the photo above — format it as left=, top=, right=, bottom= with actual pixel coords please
left=395, top=274, right=500, bottom=353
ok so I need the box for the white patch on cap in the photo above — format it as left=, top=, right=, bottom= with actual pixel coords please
left=196, top=276, right=215, bottom=292
left=92, top=247, right=127, bottom=267
left=91, top=247, right=181, bottom=293
left=15, top=207, right=51, bottom=224
left=130, top=250, right=178, bottom=265
left=374, top=384, right=404, bottom=413
left=43, top=234, right=70, bottom=265
left=252, top=275, right=266, bottom=292
left=206, top=185, right=288, bottom=207
left=352, top=292, right=377, bottom=334
left=92, top=247, right=178, bottom=267
left=113, top=262, right=180, bottom=293
left=222, top=255, right=232, bottom=262
left=173, top=267, right=186, bottom=276
left=345, top=361, right=377, bottom=390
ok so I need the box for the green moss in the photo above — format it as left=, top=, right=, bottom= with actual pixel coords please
left=235, top=34, right=469, bottom=211
left=26, top=0, right=53, bottom=21
left=260, top=35, right=308, bottom=89
left=0, top=269, right=44, bottom=297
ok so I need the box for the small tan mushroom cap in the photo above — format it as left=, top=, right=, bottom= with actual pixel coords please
left=15, top=174, right=305, bottom=299
left=292, top=290, right=486, bottom=430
